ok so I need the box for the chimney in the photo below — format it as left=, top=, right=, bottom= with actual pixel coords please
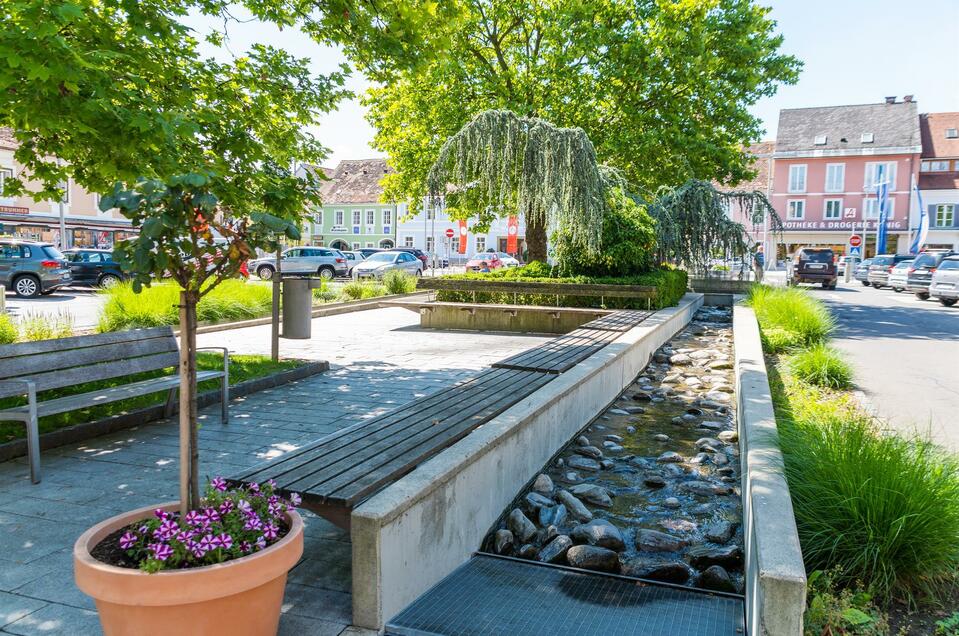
left=903, top=94, right=914, bottom=103
left=885, top=96, right=897, bottom=104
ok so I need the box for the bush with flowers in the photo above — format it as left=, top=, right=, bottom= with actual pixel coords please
left=114, top=477, right=301, bottom=573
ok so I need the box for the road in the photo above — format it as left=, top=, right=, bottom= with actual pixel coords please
left=4, top=287, right=106, bottom=331
left=815, top=278, right=959, bottom=450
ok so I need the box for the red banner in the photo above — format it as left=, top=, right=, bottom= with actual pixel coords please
left=506, top=215, right=519, bottom=254
left=457, top=220, right=468, bottom=254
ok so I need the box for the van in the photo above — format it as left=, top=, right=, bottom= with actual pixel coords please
left=790, top=248, right=838, bottom=289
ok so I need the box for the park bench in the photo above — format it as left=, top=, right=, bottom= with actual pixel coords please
left=416, top=278, right=658, bottom=309
left=0, top=326, right=229, bottom=484
left=231, top=308, right=653, bottom=528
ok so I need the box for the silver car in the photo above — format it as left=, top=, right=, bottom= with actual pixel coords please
left=339, top=250, right=366, bottom=276
left=249, top=247, right=348, bottom=281
left=352, top=250, right=423, bottom=280
left=929, top=256, right=959, bottom=307
left=0, top=240, right=72, bottom=297
left=887, top=259, right=913, bottom=293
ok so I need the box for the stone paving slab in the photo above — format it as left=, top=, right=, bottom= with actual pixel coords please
left=0, top=308, right=550, bottom=634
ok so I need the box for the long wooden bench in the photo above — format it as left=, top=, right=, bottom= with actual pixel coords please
left=0, top=327, right=229, bottom=484
left=416, top=278, right=658, bottom=309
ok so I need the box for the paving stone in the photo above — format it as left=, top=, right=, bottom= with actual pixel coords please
left=2, top=602, right=100, bottom=635
left=0, top=591, right=47, bottom=629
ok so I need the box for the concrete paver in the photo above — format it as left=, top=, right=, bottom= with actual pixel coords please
left=0, top=307, right=550, bottom=634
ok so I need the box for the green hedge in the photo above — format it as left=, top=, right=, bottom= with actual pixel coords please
left=434, top=266, right=688, bottom=310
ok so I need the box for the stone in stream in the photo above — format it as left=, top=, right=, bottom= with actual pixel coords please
left=567, top=456, right=600, bottom=472
left=669, top=353, right=691, bottom=365
left=537, top=505, right=557, bottom=527
left=494, top=529, right=514, bottom=554
left=569, top=484, right=613, bottom=507
left=689, top=350, right=714, bottom=360
left=552, top=504, right=569, bottom=529
left=689, top=452, right=711, bottom=465
left=704, top=391, right=731, bottom=403
left=643, top=473, right=667, bottom=488
left=566, top=545, right=620, bottom=573
left=711, top=384, right=734, bottom=394
left=663, top=497, right=681, bottom=509
left=626, top=426, right=636, bottom=434
left=697, top=565, right=737, bottom=593
left=523, top=492, right=554, bottom=514
left=507, top=509, right=537, bottom=543
left=717, top=467, right=736, bottom=476
left=571, top=519, right=626, bottom=551
left=635, top=529, right=688, bottom=552
left=542, top=525, right=559, bottom=543
left=656, top=451, right=684, bottom=463
left=533, top=473, right=555, bottom=495
left=654, top=352, right=670, bottom=363
left=623, top=559, right=693, bottom=584
left=517, top=544, right=539, bottom=559
left=687, top=545, right=744, bottom=570
left=632, top=392, right=652, bottom=402
left=686, top=407, right=705, bottom=416
left=707, top=360, right=733, bottom=370
left=681, top=480, right=733, bottom=497
left=604, top=434, right=624, bottom=443
left=576, top=435, right=590, bottom=447
left=574, top=445, right=604, bottom=460
left=700, top=421, right=725, bottom=431
left=555, top=458, right=565, bottom=468
left=537, top=535, right=573, bottom=564
left=684, top=378, right=702, bottom=388
left=604, top=444, right=624, bottom=453
left=696, top=437, right=723, bottom=451
left=711, top=453, right=729, bottom=466
left=705, top=521, right=737, bottom=544
left=718, top=430, right=739, bottom=443
left=608, top=408, right=630, bottom=416
left=662, top=374, right=682, bottom=384
left=681, top=413, right=700, bottom=422
left=660, top=518, right=698, bottom=534
left=599, top=460, right=615, bottom=470
left=699, top=400, right=723, bottom=410
left=652, top=434, right=670, bottom=442
left=559, top=471, right=582, bottom=484
left=623, top=406, right=646, bottom=414
left=556, top=490, right=593, bottom=522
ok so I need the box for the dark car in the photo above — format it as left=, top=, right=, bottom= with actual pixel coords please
left=357, top=248, right=384, bottom=259
left=906, top=250, right=958, bottom=300
left=867, top=254, right=914, bottom=289
left=63, top=248, right=126, bottom=288
left=0, top=240, right=72, bottom=297
left=790, top=247, right=838, bottom=289
left=390, top=247, right=429, bottom=268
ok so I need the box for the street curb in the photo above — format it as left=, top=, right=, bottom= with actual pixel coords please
left=0, top=360, right=329, bottom=463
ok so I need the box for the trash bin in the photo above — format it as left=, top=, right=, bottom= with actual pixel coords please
left=282, top=276, right=323, bottom=339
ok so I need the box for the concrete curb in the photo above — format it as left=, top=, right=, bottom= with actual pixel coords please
left=350, top=293, right=704, bottom=630
left=0, top=360, right=329, bottom=463
left=734, top=304, right=806, bottom=636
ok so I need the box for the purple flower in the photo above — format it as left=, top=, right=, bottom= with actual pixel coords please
left=289, top=493, right=302, bottom=507
left=268, top=495, right=279, bottom=505
left=176, top=530, right=194, bottom=543
left=150, top=543, right=173, bottom=561
left=153, top=508, right=168, bottom=520
left=248, top=482, right=260, bottom=493
left=236, top=499, right=252, bottom=513
left=218, top=500, right=234, bottom=515
left=211, top=477, right=227, bottom=492
left=255, top=536, right=267, bottom=550
left=184, top=510, right=204, bottom=526
left=268, top=503, right=282, bottom=518
left=119, top=532, right=137, bottom=550
left=212, top=533, right=233, bottom=550
left=155, top=519, right=179, bottom=541
left=240, top=541, right=252, bottom=553
left=263, top=523, right=279, bottom=541
left=243, top=515, right=262, bottom=532
left=204, top=508, right=221, bottom=523
left=197, top=534, right=215, bottom=554
left=138, top=524, right=149, bottom=534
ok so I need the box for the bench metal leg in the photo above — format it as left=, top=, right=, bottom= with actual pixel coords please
left=164, top=388, right=178, bottom=418
left=26, top=385, right=40, bottom=484
left=221, top=355, right=229, bottom=424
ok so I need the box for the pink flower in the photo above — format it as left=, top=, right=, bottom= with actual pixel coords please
left=289, top=493, right=302, bottom=507
left=248, top=482, right=260, bottom=493
left=155, top=519, right=179, bottom=541
left=153, top=508, right=168, bottom=520
left=218, top=500, right=234, bottom=515
left=184, top=510, right=203, bottom=526
left=211, top=477, right=227, bottom=492
left=150, top=543, right=173, bottom=561
left=255, top=536, right=267, bottom=550
left=263, top=523, right=279, bottom=541
left=119, top=532, right=137, bottom=550
left=240, top=541, right=252, bottom=553
left=204, top=508, right=221, bottom=523
left=212, top=533, right=233, bottom=550
left=243, top=515, right=262, bottom=532
left=197, top=534, right=214, bottom=554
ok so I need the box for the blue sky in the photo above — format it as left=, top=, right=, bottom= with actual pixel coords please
left=188, top=0, right=959, bottom=165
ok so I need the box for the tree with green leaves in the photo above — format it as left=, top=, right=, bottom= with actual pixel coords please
left=366, top=0, right=800, bottom=232
left=0, top=0, right=453, bottom=513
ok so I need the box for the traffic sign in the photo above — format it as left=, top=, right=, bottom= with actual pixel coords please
left=849, top=246, right=862, bottom=257
left=445, top=228, right=455, bottom=238
left=849, top=235, right=862, bottom=248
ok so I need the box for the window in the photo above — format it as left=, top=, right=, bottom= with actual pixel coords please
left=864, top=162, right=897, bottom=192
left=787, top=200, right=805, bottom=220
left=825, top=164, right=845, bottom=192
left=814, top=135, right=827, bottom=145
left=426, top=236, right=434, bottom=252
left=334, top=209, right=344, bottom=226
left=366, top=242, right=374, bottom=248
left=921, top=160, right=951, bottom=172
left=366, top=209, right=375, bottom=226
left=863, top=198, right=894, bottom=219
left=824, top=199, right=842, bottom=220
left=935, top=204, right=955, bottom=228
left=861, top=132, right=874, bottom=143
left=788, top=165, right=806, bottom=193
left=451, top=237, right=460, bottom=253
left=946, top=128, right=958, bottom=139
left=383, top=210, right=393, bottom=227
left=314, top=210, right=323, bottom=225
left=0, top=167, right=11, bottom=193
left=475, top=236, right=486, bottom=252
left=426, top=206, right=435, bottom=220
left=403, top=236, right=414, bottom=247
left=352, top=210, right=362, bottom=226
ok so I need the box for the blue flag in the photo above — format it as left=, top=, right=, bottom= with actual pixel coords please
left=909, top=180, right=928, bottom=254
left=876, top=165, right=889, bottom=254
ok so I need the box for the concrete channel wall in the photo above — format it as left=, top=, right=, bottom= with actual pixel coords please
left=734, top=304, right=807, bottom=636
left=350, top=293, right=704, bottom=630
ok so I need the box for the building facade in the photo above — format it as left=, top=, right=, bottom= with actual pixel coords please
left=917, top=112, right=959, bottom=251
left=396, top=203, right=528, bottom=264
left=0, top=128, right=136, bottom=248
left=771, top=98, right=922, bottom=258
left=308, top=159, right=398, bottom=250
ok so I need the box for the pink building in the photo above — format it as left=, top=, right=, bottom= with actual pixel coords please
left=771, top=98, right=922, bottom=258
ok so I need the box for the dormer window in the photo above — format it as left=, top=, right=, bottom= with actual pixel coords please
left=814, top=135, right=827, bottom=145
left=861, top=132, right=875, bottom=143
left=947, top=128, right=959, bottom=139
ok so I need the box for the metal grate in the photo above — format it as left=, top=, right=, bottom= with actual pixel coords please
left=386, top=555, right=745, bottom=636
left=580, top=310, right=654, bottom=332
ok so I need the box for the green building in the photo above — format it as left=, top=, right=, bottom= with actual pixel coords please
left=308, top=159, right=397, bottom=250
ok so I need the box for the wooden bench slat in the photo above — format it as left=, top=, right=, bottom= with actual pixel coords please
left=492, top=328, right=621, bottom=374
left=0, top=337, right=179, bottom=380
left=0, top=370, right=224, bottom=418
left=326, top=372, right=553, bottom=505
left=580, top=310, right=653, bottom=331
left=0, top=327, right=174, bottom=360
left=253, top=369, right=529, bottom=491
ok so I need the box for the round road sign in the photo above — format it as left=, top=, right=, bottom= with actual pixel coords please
left=445, top=228, right=455, bottom=238
left=849, top=235, right=862, bottom=247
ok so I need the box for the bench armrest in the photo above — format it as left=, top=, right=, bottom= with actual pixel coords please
left=196, top=347, right=230, bottom=375
left=0, top=378, right=37, bottom=398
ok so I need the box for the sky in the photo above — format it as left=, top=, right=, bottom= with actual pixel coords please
left=188, top=0, right=959, bottom=166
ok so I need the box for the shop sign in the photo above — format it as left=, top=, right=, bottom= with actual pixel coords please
left=0, top=205, right=29, bottom=215
left=783, top=220, right=904, bottom=231
left=328, top=225, right=348, bottom=233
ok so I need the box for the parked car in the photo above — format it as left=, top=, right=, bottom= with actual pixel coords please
left=466, top=253, right=504, bottom=273
left=854, top=258, right=874, bottom=286
left=790, top=247, right=838, bottom=289
left=838, top=255, right=860, bottom=275
left=390, top=247, right=429, bottom=268
left=357, top=247, right=383, bottom=259
left=483, top=250, right=521, bottom=267
left=906, top=250, right=958, bottom=300
left=867, top=254, right=914, bottom=289
left=63, top=248, right=126, bottom=288
left=0, top=239, right=72, bottom=297
left=352, top=250, right=423, bottom=279
left=248, top=247, right=348, bottom=280
left=929, top=256, right=959, bottom=307
left=886, top=259, right=914, bottom=292
left=339, top=250, right=367, bottom=276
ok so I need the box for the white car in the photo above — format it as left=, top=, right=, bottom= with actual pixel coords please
left=484, top=250, right=521, bottom=267
left=352, top=250, right=423, bottom=279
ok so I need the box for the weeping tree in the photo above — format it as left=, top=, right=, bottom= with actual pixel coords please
left=648, top=180, right=783, bottom=272
left=426, top=110, right=608, bottom=263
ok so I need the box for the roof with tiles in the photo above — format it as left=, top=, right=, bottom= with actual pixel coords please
left=715, top=141, right=775, bottom=193
left=319, top=158, right=392, bottom=205
left=775, top=100, right=921, bottom=154
left=919, top=112, right=959, bottom=158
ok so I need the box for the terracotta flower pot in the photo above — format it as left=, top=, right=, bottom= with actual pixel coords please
left=74, top=501, right=304, bottom=636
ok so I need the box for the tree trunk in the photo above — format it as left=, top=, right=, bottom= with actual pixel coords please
left=178, top=289, right=200, bottom=518
left=525, top=214, right=548, bottom=263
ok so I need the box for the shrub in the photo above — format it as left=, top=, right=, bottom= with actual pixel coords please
left=340, top=281, right=386, bottom=301
left=790, top=344, right=854, bottom=389
left=804, top=570, right=890, bottom=636
left=0, top=313, right=17, bottom=344
left=19, top=310, right=75, bottom=341
left=382, top=269, right=417, bottom=295
left=99, top=280, right=272, bottom=332
left=747, top=284, right=833, bottom=347
left=937, top=611, right=959, bottom=635
left=760, top=326, right=805, bottom=353
left=312, top=281, right=339, bottom=303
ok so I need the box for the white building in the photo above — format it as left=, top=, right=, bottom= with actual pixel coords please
left=396, top=203, right=528, bottom=264
left=917, top=112, right=959, bottom=251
